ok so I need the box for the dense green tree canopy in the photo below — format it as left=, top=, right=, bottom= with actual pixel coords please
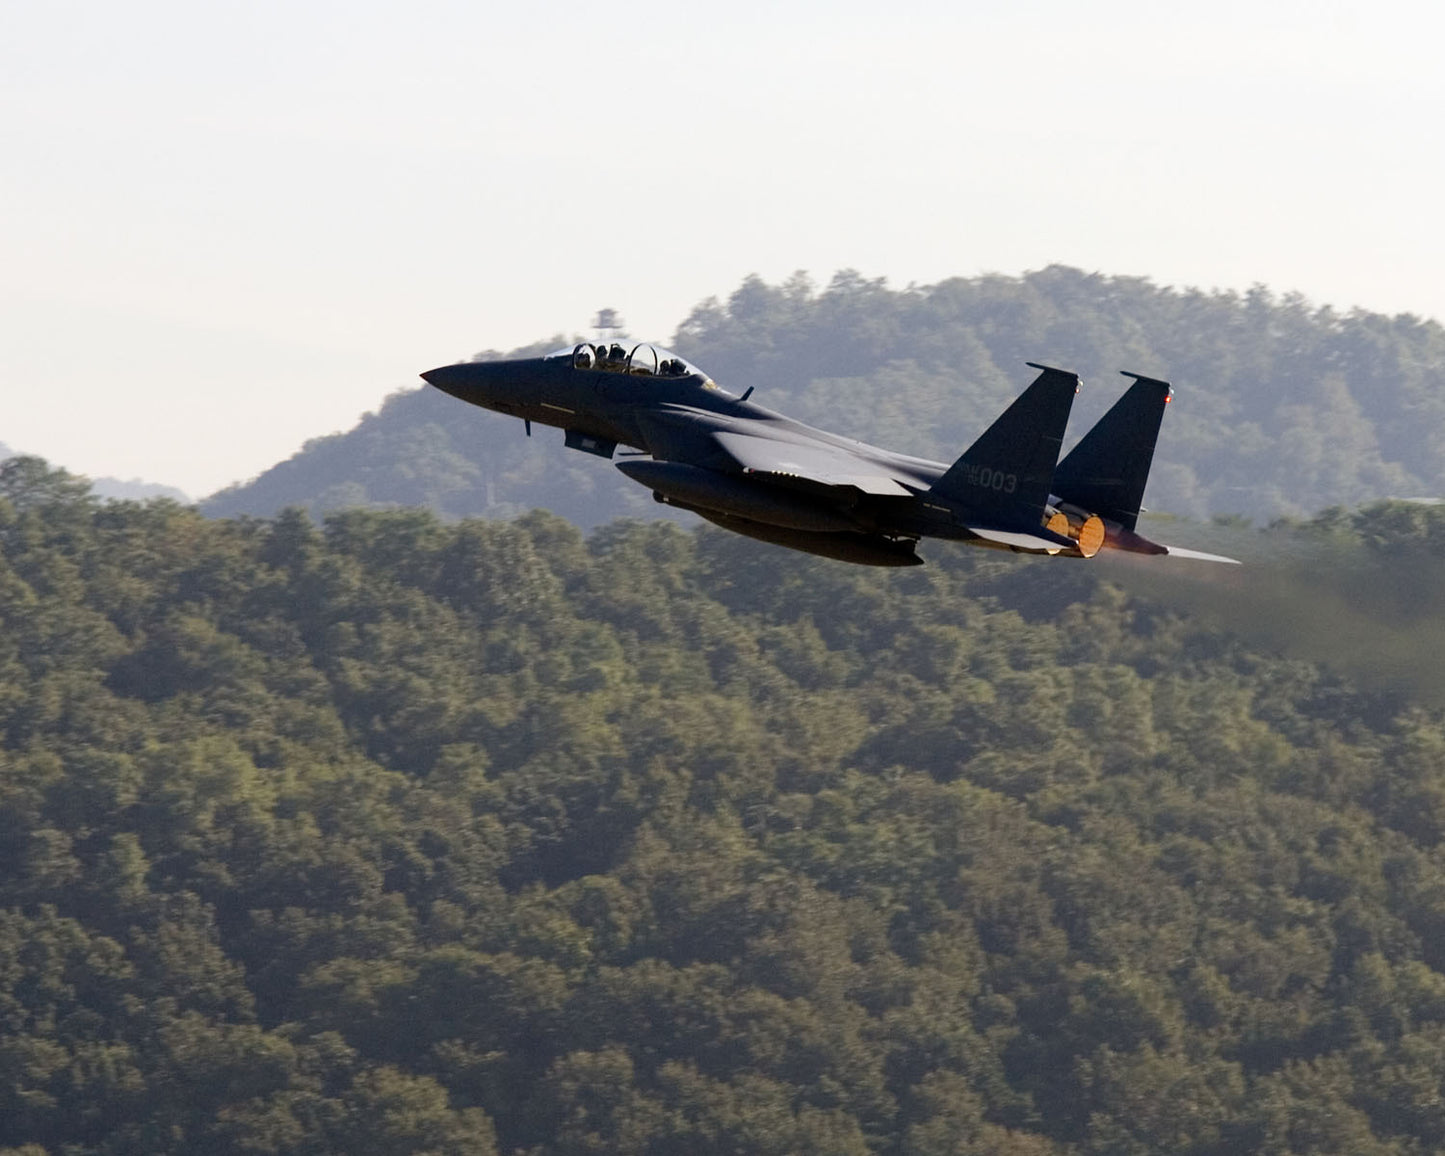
left=6, top=458, right=1445, bottom=1152
left=203, top=268, right=1445, bottom=525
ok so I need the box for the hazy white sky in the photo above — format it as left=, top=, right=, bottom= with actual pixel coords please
left=4, top=0, right=1443, bottom=497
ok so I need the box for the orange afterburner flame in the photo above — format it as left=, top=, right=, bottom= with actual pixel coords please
left=1046, top=511, right=1107, bottom=558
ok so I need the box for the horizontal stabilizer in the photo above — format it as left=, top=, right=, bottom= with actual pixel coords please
left=1160, top=544, right=1240, bottom=564
left=966, top=525, right=1078, bottom=553
left=1099, top=523, right=1240, bottom=564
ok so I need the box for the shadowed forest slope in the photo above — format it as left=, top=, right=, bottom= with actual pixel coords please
left=9, top=456, right=1445, bottom=1154
left=203, top=267, right=1445, bottom=526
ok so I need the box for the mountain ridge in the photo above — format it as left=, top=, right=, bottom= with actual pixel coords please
left=202, top=266, right=1445, bottom=525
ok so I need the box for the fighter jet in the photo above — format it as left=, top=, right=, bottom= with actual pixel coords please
left=421, top=342, right=1237, bottom=567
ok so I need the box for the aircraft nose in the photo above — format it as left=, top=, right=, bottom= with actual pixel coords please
left=420, top=363, right=475, bottom=396
left=420, top=360, right=517, bottom=406
left=421, top=355, right=556, bottom=410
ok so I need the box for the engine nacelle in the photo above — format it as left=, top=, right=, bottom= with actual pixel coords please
left=692, top=510, right=922, bottom=567
left=615, top=460, right=858, bottom=533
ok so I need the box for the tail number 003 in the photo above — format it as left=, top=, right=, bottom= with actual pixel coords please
left=975, top=468, right=1017, bottom=494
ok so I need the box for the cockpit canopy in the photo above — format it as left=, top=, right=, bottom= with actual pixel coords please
left=546, top=342, right=715, bottom=386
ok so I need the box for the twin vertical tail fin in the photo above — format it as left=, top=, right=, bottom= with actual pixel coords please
left=931, top=363, right=1079, bottom=538
left=930, top=365, right=1238, bottom=562
left=1053, top=372, right=1239, bottom=563
left=1052, top=371, right=1171, bottom=531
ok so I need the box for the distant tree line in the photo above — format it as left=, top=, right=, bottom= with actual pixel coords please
left=8, top=455, right=1445, bottom=1152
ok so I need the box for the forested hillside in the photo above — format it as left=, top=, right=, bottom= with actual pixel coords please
left=8, top=454, right=1445, bottom=1154
left=203, top=267, right=1445, bottom=525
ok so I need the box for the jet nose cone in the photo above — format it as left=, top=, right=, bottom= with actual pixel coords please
left=422, top=355, right=554, bottom=411
left=420, top=363, right=473, bottom=396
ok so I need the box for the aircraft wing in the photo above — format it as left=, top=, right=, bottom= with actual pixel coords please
left=710, top=432, right=914, bottom=496
left=636, top=412, right=913, bottom=497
